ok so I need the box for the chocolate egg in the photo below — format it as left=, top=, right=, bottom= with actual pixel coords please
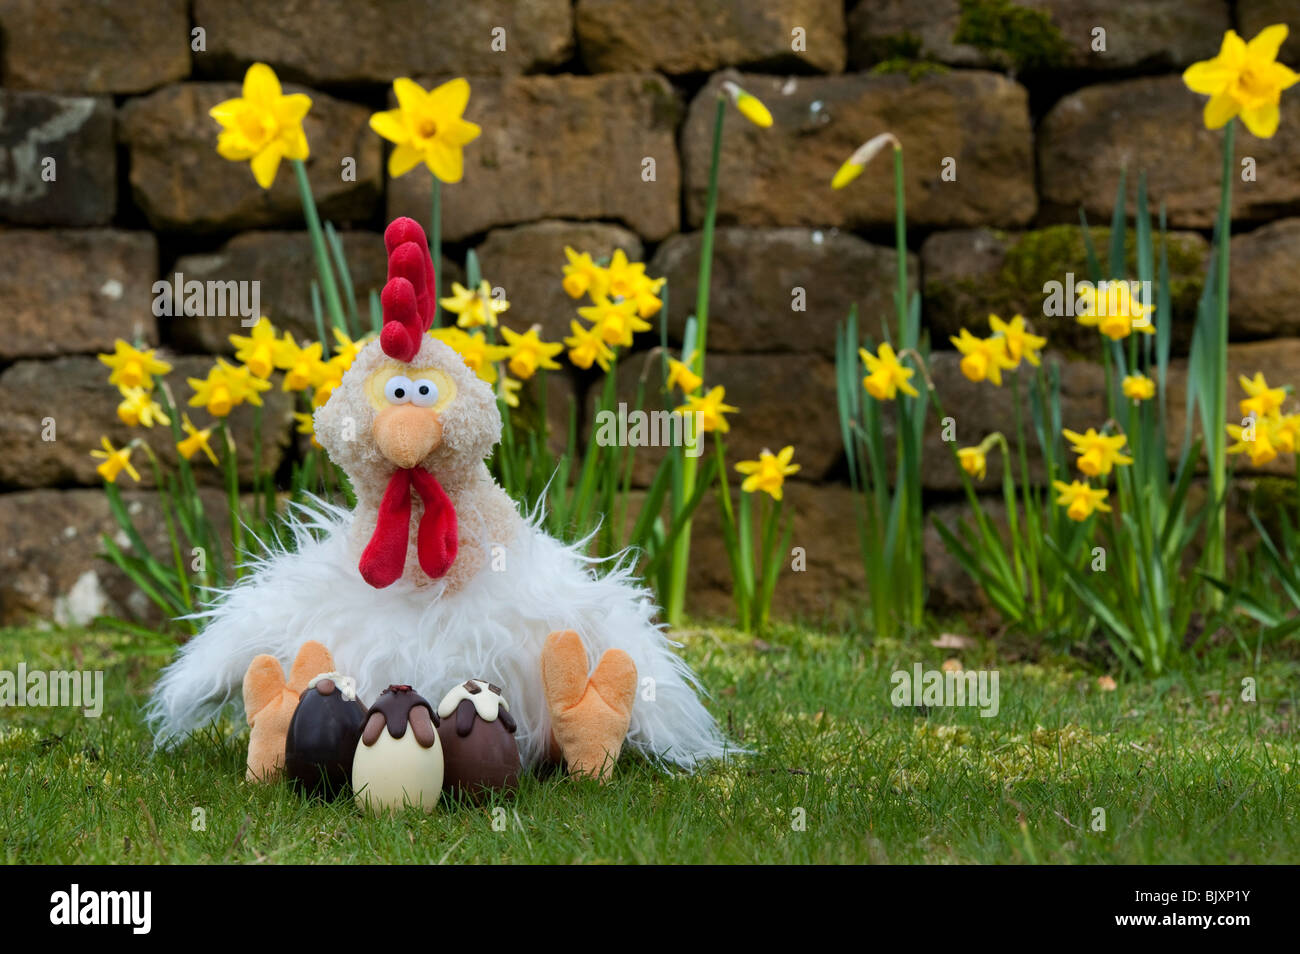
left=352, top=685, right=444, bottom=815
left=435, top=679, right=520, bottom=803
left=284, top=673, right=367, bottom=798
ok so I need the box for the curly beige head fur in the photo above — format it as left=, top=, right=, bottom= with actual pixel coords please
left=312, top=335, right=522, bottom=591
left=314, top=336, right=501, bottom=500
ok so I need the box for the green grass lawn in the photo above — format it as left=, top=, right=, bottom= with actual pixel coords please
left=1, top=622, right=1297, bottom=864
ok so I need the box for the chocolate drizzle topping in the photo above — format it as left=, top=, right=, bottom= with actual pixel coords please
left=361, top=684, right=440, bottom=748
left=452, top=696, right=517, bottom=736
left=455, top=698, right=477, bottom=737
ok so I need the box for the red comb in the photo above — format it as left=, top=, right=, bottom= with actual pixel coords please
left=380, top=217, right=436, bottom=362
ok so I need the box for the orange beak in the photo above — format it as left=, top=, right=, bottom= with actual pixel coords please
left=373, top=405, right=443, bottom=469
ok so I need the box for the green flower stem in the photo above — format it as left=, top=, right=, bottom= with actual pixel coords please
left=292, top=160, right=346, bottom=332
left=1011, top=373, right=1039, bottom=606
left=756, top=492, right=785, bottom=634
left=139, top=442, right=192, bottom=612
left=693, top=96, right=726, bottom=380
left=892, top=146, right=907, bottom=324
left=666, top=95, right=727, bottom=627
left=1206, top=121, right=1235, bottom=591
left=252, top=403, right=263, bottom=522
left=431, top=177, right=443, bottom=327
left=219, top=422, right=244, bottom=577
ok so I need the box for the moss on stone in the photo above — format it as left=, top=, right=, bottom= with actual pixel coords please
left=863, top=31, right=949, bottom=81
left=998, top=227, right=1205, bottom=318
left=953, top=0, right=1071, bottom=71
left=924, top=226, right=1208, bottom=359
left=869, top=58, right=950, bottom=81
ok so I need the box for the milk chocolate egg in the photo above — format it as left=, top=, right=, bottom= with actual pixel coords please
left=352, top=685, right=444, bottom=815
left=435, top=679, right=520, bottom=803
left=284, top=672, right=367, bottom=798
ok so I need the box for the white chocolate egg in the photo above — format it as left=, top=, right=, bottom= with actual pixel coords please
left=351, top=685, right=444, bottom=815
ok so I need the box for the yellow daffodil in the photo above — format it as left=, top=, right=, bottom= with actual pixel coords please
left=1275, top=413, right=1300, bottom=453
left=187, top=358, right=271, bottom=417
left=631, top=274, right=666, bottom=319
left=988, top=313, right=1046, bottom=367
left=666, top=354, right=703, bottom=394
left=292, top=411, right=321, bottom=449
left=1122, top=373, right=1156, bottom=402
left=430, top=327, right=510, bottom=383
left=831, top=132, right=900, bottom=190
left=1227, top=417, right=1280, bottom=466
left=176, top=414, right=219, bottom=465
left=116, top=387, right=170, bottom=428
left=440, top=279, right=509, bottom=330
left=98, top=340, right=172, bottom=390
left=498, top=376, right=522, bottom=409
left=596, top=251, right=665, bottom=318
left=1075, top=281, right=1156, bottom=340
left=578, top=296, right=652, bottom=348
left=90, top=437, right=140, bottom=484
left=1054, top=480, right=1111, bottom=522
left=312, top=376, right=341, bottom=409
left=563, top=248, right=609, bottom=300
left=563, top=320, right=616, bottom=372
left=950, top=329, right=1017, bottom=386
left=676, top=385, right=738, bottom=434
left=958, top=446, right=987, bottom=480
left=735, top=446, right=799, bottom=501
left=1238, top=371, right=1287, bottom=418
left=229, top=317, right=290, bottom=379
left=500, top=325, right=563, bottom=380
left=721, top=80, right=773, bottom=128
left=275, top=336, right=325, bottom=392
left=859, top=342, right=920, bottom=400
left=604, top=249, right=647, bottom=300
left=369, top=77, right=481, bottom=182
left=1063, top=427, right=1133, bottom=477
left=210, top=63, right=311, bottom=189
left=309, top=354, right=350, bottom=408
left=1183, top=25, right=1298, bottom=138
left=331, top=328, right=369, bottom=370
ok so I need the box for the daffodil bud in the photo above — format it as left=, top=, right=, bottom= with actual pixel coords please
left=831, top=132, right=902, bottom=189
left=721, top=81, right=774, bottom=128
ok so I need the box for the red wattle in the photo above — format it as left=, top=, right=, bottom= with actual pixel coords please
left=410, top=467, right=458, bottom=578
left=358, top=467, right=459, bottom=587
left=359, top=469, right=414, bottom=588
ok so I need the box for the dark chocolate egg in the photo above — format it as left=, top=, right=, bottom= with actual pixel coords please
left=284, top=673, right=367, bottom=798
left=435, top=679, right=521, bottom=803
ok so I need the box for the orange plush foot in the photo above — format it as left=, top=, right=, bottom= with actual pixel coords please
left=242, top=640, right=335, bottom=782
left=541, top=630, right=637, bottom=782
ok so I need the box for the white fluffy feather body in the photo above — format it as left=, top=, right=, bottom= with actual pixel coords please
left=147, top=498, right=731, bottom=771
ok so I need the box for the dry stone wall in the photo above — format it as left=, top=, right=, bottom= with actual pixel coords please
left=1, top=0, right=1297, bottom=625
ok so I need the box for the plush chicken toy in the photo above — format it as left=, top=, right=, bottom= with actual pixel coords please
left=149, top=218, right=728, bottom=781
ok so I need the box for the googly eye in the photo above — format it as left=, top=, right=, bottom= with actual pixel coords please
left=384, top=375, right=413, bottom=405
left=410, top=378, right=439, bottom=408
